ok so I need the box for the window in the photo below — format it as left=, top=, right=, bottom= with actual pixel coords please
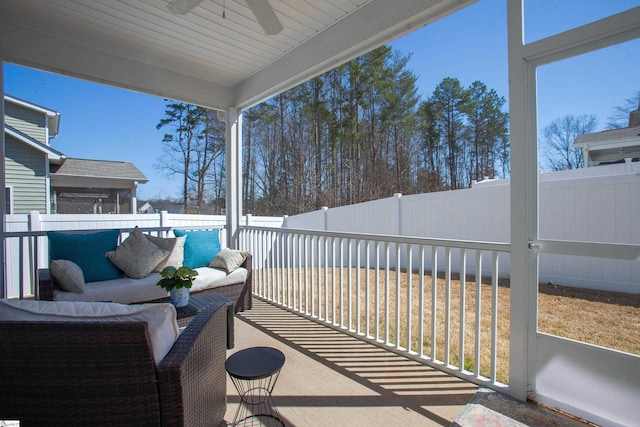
left=5, top=187, right=13, bottom=214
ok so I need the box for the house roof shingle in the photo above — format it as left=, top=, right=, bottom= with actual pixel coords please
left=51, top=158, right=148, bottom=182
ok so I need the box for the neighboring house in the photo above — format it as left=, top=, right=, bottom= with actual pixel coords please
left=573, top=104, right=640, bottom=167
left=51, top=158, right=148, bottom=214
left=4, top=95, right=147, bottom=214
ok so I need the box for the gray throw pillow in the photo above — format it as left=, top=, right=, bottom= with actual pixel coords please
left=50, top=259, right=85, bottom=293
left=208, top=248, right=249, bottom=273
left=106, top=227, right=169, bottom=279
left=145, top=234, right=186, bottom=271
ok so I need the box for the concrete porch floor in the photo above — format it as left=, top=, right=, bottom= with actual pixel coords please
left=224, top=298, right=477, bottom=426
left=224, top=298, right=594, bottom=427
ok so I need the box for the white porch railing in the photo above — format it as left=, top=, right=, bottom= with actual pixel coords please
left=238, top=225, right=511, bottom=391
left=2, top=211, right=285, bottom=299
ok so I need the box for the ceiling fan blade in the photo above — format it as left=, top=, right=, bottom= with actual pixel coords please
left=246, top=0, right=283, bottom=35
left=166, top=0, right=205, bottom=15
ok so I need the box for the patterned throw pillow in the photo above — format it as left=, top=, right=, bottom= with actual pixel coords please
left=50, top=259, right=85, bottom=293
left=208, top=248, right=249, bottom=273
left=145, top=234, right=186, bottom=272
left=106, top=227, right=169, bottom=279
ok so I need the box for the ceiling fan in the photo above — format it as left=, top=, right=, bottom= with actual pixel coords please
left=167, top=0, right=283, bottom=35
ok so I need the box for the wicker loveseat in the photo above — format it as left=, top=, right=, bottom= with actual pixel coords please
left=0, top=299, right=229, bottom=426
left=36, top=227, right=253, bottom=313
left=37, top=254, right=253, bottom=313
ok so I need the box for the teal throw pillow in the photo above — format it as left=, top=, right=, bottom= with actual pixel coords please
left=173, top=229, right=221, bottom=268
left=47, top=229, right=122, bottom=282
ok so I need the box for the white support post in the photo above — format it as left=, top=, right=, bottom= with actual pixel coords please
left=321, top=206, right=328, bottom=231
left=130, top=181, right=138, bottom=214
left=394, top=193, right=402, bottom=236
left=160, top=210, right=169, bottom=236
left=507, top=0, right=539, bottom=401
left=225, top=108, right=242, bottom=249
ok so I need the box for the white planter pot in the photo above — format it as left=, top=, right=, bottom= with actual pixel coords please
left=170, top=287, right=190, bottom=308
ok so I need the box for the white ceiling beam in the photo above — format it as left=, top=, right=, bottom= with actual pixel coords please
left=523, top=6, right=640, bottom=66
left=233, top=0, right=476, bottom=109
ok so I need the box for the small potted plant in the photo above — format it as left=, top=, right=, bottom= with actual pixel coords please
left=157, top=266, right=199, bottom=308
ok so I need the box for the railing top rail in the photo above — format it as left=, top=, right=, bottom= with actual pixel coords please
left=239, top=225, right=510, bottom=252
left=536, top=239, right=640, bottom=261
left=3, top=226, right=174, bottom=239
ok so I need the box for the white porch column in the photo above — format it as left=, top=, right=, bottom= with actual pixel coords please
left=131, top=181, right=138, bottom=214
left=226, top=108, right=242, bottom=249
left=507, top=0, right=539, bottom=401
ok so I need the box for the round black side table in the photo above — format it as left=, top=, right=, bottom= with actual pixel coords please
left=225, top=346, right=286, bottom=426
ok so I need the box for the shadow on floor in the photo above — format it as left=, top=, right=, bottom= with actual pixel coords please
left=225, top=298, right=477, bottom=426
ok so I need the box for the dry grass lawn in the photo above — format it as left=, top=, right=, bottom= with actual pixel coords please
left=258, top=267, right=640, bottom=384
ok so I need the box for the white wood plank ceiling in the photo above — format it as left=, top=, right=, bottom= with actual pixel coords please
left=0, top=0, right=475, bottom=109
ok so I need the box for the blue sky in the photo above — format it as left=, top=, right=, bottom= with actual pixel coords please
left=4, top=0, right=639, bottom=199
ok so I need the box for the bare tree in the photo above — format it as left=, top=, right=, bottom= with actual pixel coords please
left=542, top=114, right=597, bottom=171
left=606, top=90, right=640, bottom=129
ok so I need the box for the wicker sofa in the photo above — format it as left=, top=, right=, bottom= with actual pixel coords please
left=37, top=254, right=253, bottom=313
left=36, top=227, right=253, bottom=313
left=0, top=300, right=228, bottom=426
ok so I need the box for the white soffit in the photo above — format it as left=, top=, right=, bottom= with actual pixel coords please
left=0, top=0, right=476, bottom=109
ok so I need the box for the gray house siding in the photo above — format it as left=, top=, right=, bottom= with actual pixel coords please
left=4, top=102, right=47, bottom=144
left=5, top=135, right=47, bottom=213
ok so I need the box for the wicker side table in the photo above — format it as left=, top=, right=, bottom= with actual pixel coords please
left=174, top=292, right=235, bottom=349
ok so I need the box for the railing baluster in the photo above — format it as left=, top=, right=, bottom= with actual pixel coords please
left=347, top=239, right=353, bottom=331
left=445, top=247, right=452, bottom=366
left=18, top=237, right=24, bottom=299
left=298, top=234, right=303, bottom=311
left=395, top=243, right=401, bottom=348
left=270, top=230, right=275, bottom=300
left=276, top=233, right=282, bottom=304
left=315, top=235, right=321, bottom=318
left=287, top=234, right=295, bottom=307
left=491, top=251, right=499, bottom=383
left=431, top=246, right=438, bottom=361
left=384, top=242, right=390, bottom=345
left=331, top=237, right=336, bottom=325
left=365, top=240, right=371, bottom=338
left=356, top=239, right=361, bottom=335
left=407, top=244, right=413, bottom=353
left=323, top=236, right=328, bottom=322
left=304, top=235, right=309, bottom=315
left=339, top=238, right=345, bottom=328
left=310, top=235, right=316, bottom=317
left=475, top=250, right=483, bottom=378
left=375, top=241, right=380, bottom=341
left=459, top=249, right=467, bottom=373
left=419, top=245, right=425, bottom=357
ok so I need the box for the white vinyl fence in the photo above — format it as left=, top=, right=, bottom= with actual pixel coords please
left=285, top=162, right=640, bottom=294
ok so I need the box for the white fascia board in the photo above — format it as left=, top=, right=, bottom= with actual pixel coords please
left=5, top=95, right=61, bottom=137
left=0, top=22, right=232, bottom=110
left=5, top=126, right=64, bottom=161
left=575, top=136, right=640, bottom=151
left=4, top=95, right=59, bottom=117
left=233, top=0, right=476, bottom=109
